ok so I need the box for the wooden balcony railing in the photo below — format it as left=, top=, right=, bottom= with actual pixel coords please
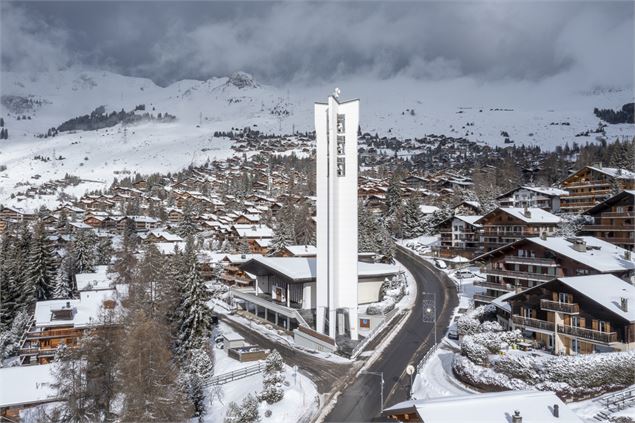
left=583, top=225, right=635, bottom=231
left=557, top=325, right=618, bottom=344
left=512, top=315, right=555, bottom=331
left=473, top=280, right=515, bottom=292
left=483, top=268, right=555, bottom=282
left=504, top=256, right=557, bottom=267
left=540, top=299, right=580, bottom=314
left=473, top=293, right=498, bottom=303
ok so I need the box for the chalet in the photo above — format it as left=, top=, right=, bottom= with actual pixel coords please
left=234, top=213, right=261, bottom=224
left=506, top=274, right=635, bottom=354
left=142, top=229, right=184, bottom=243
left=475, top=207, right=560, bottom=252
left=231, top=224, right=274, bottom=253
left=383, top=391, right=582, bottom=422
left=0, top=364, right=58, bottom=421
left=0, top=206, right=37, bottom=222
left=452, top=200, right=480, bottom=215
left=219, top=254, right=260, bottom=286
left=496, top=186, right=568, bottom=213
left=582, top=190, right=635, bottom=250
left=401, top=175, right=429, bottom=189
left=83, top=213, right=112, bottom=229
left=168, top=208, right=184, bottom=223
left=560, top=165, right=635, bottom=213
left=236, top=257, right=398, bottom=331
left=436, top=215, right=482, bottom=259
left=473, top=236, right=635, bottom=305
left=280, top=244, right=317, bottom=257
left=55, top=204, right=85, bottom=220
left=116, top=215, right=159, bottom=232
left=133, top=179, right=148, bottom=190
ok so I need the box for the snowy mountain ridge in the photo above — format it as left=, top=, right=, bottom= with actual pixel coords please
left=0, top=67, right=633, bottom=209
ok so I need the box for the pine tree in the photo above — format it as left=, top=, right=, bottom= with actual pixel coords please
left=401, top=195, right=423, bottom=239
left=0, top=232, right=20, bottom=328
left=95, top=236, right=114, bottom=265
left=53, top=254, right=75, bottom=299
left=178, top=201, right=197, bottom=237
left=259, top=350, right=285, bottom=404
left=268, top=222, right=290, bottom=256
left=73, top=230, right=96, bottom=273
left=181, top=347, right=214, bottom=420
left=51, top=344, right=90, bottom=422
left=176, top=239, right=212, bottom=356
left=27, top=222, right=56, bottom=301
left=385, top=178, right=402, bottom=216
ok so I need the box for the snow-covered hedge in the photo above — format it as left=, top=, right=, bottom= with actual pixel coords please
left=366, top=273, right=407, bottom=315
left=456, top=305, right=497, bottom=336
left=454, top=337, right=635, bottom=398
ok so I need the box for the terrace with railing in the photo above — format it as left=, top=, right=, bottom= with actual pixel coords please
left=504, top=256, right=557, bottom=267
left=540, top=299, right=580, bottom=314
left=512, top=315, right=555, bottom=332
left=557, top=324, right=618, bottom=344
left=482, top=267, right=555, bottom=282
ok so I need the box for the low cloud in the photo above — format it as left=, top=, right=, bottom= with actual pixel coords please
left=2, top=1, right=633, bottom=90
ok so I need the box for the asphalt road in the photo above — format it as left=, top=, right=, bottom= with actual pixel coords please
left=324, top=247, right=459, bottom=423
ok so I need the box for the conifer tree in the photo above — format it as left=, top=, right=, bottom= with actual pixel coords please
left=176, top=239, right=212, bottom=356
left=73, top=230, right=96, bottom=273
left=53, top=254, right=75, bottom=299
left=268, top=222, right=291, bottom=256
left=27, top=222, right=56, bottom=301
left=401, top=195, right=423, bottom=239
left=95, top=236, right=114, bottom=265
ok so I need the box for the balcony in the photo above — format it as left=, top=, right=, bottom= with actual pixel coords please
left=594, top=211, right=635, bottom=218
left=473, top=293, right=498, bottom=303
left=512, top=315, right=555, bottom=331
left=557, top=325, right=618, bottom=344
left=473, top=280, right=515, bottom=292
left=504, top=256, right=557, bottom=267
left=583, top=225, right=635, bottom=231
left=540, top=299, right=580, bottom=314
left=483, top=268, right=555, bottom=282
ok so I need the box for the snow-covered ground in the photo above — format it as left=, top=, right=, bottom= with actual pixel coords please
left=206, top=322, right=319, bottom=423
left=570, top=387, right=635, bottom=423
left=2, top=68, right=634, bottom=207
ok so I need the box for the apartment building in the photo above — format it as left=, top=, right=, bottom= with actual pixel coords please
left=560, top=165, right=635, bottom=213
left=497, top=186, right=569, bottom=213
left=436, top=215, right=483, bottom=259
left=582, top=190, right=635, bottom=250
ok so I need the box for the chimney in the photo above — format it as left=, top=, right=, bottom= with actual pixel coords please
left=553, top=404, right=560, bottom=418
left=572, top=239, right=587, bottom=253
left=512, top=410, right=522, bottom=423
left=621, top=297, right=629, bottom=313
left=625, top=250, right=632, bottom=261
left=541, top=232, right=547, bottom=241
left=66, top=301, right=71, bottom=309
left=524, top=206, right=531, bottom=219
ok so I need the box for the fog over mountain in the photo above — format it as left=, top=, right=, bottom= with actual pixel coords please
left=2, top=1, right=633, bottom=91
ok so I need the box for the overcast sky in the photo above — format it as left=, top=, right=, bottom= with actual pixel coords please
left=2, top=1, right=633, bottom=89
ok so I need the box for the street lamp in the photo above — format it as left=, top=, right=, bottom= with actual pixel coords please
left=422, top=292, right=437, bottom=346
left=362, top=370, right=384, bottom=413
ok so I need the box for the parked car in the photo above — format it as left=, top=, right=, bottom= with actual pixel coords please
left=447, top=326, right=459, bottom=340
left=434, top=259, right=447, bottom=269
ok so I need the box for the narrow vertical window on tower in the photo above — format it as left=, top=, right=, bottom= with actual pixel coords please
left=337, top=135, right=345, bottom=155
left=337, top=114, right=345, bottom=134
left=337, top=157, right=346, bottom=177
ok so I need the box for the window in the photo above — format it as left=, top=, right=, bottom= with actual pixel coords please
left=598, top=321, right=608, bottom=333
left=571, top=316, right=580, bottom=327
left=558, top=292, right=569, bottom=303
left=337, top=157, right=345, bottom=177
left=337, top=135, right=345, bottom=155
left=337, top=114, right=345, bottom=134
left=571, top=338, right=580, bottom=354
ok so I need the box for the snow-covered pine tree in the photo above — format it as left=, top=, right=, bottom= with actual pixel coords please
left=385, top=178, right=402, bottom=216
left=178, top=201, right=198, bottom=237
left=0, top=232, right=20, bottom=328
left=51, top=344, right=90, bottom=422
left=26, top=222, right=56, bottom=301
left=268, top=222, right=291, bottom=256
left=401, top=195, right=423, bottom=239
left=73, top=230, right=96, bottom=273
left=176, top=239, right=212, bottom=356
left=259, top=350, right=286, bottom=404
left=95, top=236, right=114, bottom=265
left=53, top=254, right=75, bottom=299
left=225, top=393, right=261, bottom=423
left=181, top=347, right=214, bottom=420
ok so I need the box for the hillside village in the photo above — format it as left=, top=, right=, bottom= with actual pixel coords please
left=0, top=106, right=634, bottom=423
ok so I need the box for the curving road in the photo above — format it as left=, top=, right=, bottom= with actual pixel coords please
left=324, top=246, right=459, bottom=422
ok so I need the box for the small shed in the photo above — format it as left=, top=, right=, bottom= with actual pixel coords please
left=223, top=333, right=245, bottom=350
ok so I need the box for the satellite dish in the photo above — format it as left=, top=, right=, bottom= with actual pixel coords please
left=333, top=87, right=341, bottom=99
left=406, top=364, right=416, bottom=375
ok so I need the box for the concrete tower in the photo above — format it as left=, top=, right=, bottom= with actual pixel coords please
left=315, top=90, right=360, bottom=341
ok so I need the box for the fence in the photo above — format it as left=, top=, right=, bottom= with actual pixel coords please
left=415, top=342, right=440, bottom=373
left=207, top=362, right=266, bottom=386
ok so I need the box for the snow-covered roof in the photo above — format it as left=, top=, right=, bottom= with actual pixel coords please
left=454, top=215, right=482, bottom=226
left=419, top=205, right=440, bottom=215
left=0, top=363, right=58, bottom=408
left=222, top=253, right=263, bottom=264
left=284, top=245, right=317, bottom=257
left=243, top=257, right=398, bottom=282
left=558, top=274, right=635, bottom=322
left=491, top=291, right=515, bottom=313
left=232, top=224, right=274, bottom=238
left=588, top=166, right=635, bottom=180
left=75, top=265, right=113, bottom=291
left=155, top=241, right=187, bottom=255
left=521, top=186, right=569, bottom=196
left=527, top=236, right=635, bottom=273
left=34, top=289, right=117, bottom=328
left=144, top=229, right=183, bottom=242
left=384, top=391, right=582, bottom=422
left=481, top=207, right=561, bottom=224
